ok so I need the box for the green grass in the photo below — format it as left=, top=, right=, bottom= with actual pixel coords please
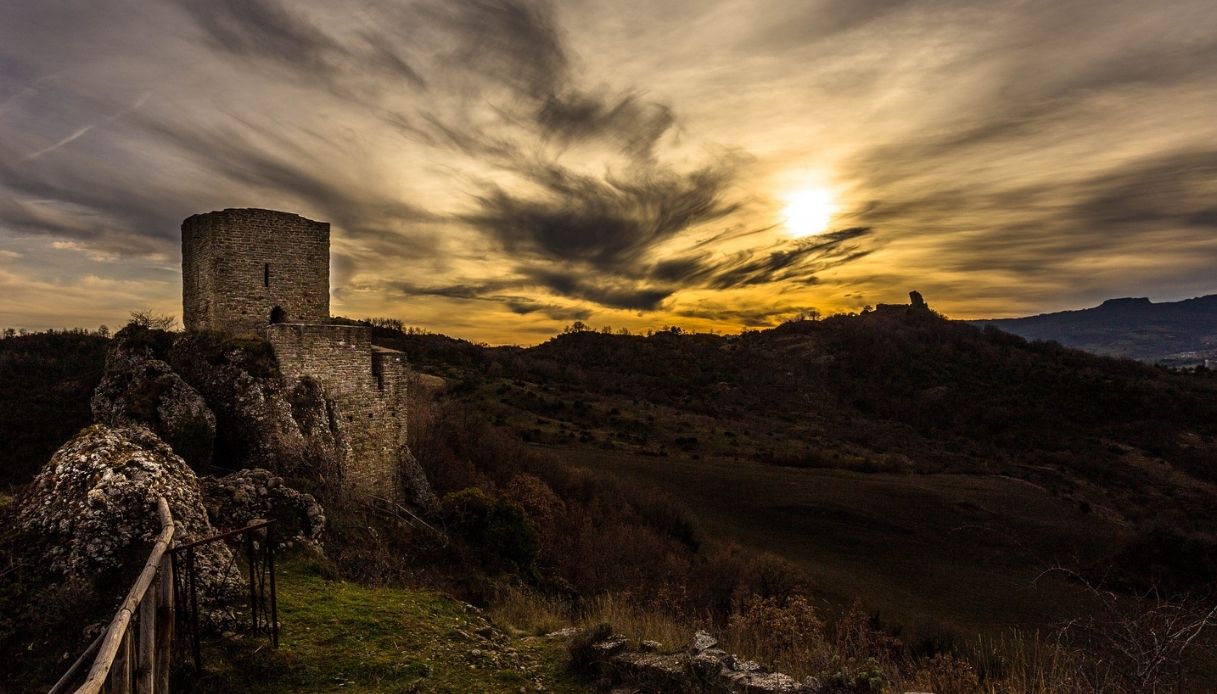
left=196, top=560, right=592, bottom=693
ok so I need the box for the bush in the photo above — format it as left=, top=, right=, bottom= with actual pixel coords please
left=441, top=488, right=540, bottom=576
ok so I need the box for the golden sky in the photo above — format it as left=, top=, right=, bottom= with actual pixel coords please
left=2, top=0, right=1217, bottom=344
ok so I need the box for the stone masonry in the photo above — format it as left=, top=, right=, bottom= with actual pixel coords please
left=181, top=208, right=406, bottom=500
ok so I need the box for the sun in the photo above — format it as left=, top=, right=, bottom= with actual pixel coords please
left=782, top=187, right=836, bottom=237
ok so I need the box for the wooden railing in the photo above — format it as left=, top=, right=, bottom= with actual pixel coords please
left=50, top=497, right=176, bottom=694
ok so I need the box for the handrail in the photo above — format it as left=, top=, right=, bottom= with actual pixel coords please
left=50, top=496, right=176, bottom=694
left=169, top=519, right=269, bottom=553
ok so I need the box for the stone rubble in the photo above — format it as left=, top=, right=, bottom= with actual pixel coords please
left=200, top=467, right=326, bottom=545
left=572, top=626, right=831, bottom=693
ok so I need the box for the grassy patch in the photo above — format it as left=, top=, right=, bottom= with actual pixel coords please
left=195, top=560, right=591, bottom=693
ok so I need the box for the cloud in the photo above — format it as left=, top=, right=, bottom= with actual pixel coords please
left=466, top=162, right=739, bottom=269
left=178, top=0, right=426, bottom=92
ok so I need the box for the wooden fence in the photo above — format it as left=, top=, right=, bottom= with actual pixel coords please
left=49, top=497, right=176, bottom=694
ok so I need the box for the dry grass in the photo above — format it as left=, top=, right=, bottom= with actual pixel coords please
left=489, top=586, right=1210, bottom=694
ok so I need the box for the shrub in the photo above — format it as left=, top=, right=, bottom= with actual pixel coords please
left=726, top=594, right=827, bottom=670
left=441, top=488, right=540, bottom=576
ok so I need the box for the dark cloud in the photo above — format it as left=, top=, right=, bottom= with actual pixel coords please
left=703, top=228, right=873, bottom=289
left=391, top=279, right=592, bottom=321
left=413, top=0, right=682, bottom=161
left=392, top=279, right=524, bottom=300
left=467, top=162, right=739, bottom=268
left=503, top=298, right=592, bottom=321
left=673, top=305, right=821, bottom=328
left=538, top=91, right=676, bottom=161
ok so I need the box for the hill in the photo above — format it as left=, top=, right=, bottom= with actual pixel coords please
left=973, top=294, right=1217, bottom=365
left=5, top=310, right=1217, bottom=689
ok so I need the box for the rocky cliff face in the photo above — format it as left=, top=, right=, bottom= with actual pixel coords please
left=166, top=331, right=346, bottom=482
left=201, top=467, right=326, bottom=545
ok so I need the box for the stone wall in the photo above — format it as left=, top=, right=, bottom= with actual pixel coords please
left=266, top=323, right=406, bottom=500
left=182, top=208, right=329, bottom=333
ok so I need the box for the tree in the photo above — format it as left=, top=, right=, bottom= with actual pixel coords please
left=563, top=320, right=591, bottom=334
left=97, top=324, right=110, bottom=338
left=127, top=310, right=177, bottom=330
left=1038, top=567, right=1217, bottom=690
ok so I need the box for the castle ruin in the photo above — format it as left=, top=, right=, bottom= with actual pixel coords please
left=181, top=208, right=406, bottom=501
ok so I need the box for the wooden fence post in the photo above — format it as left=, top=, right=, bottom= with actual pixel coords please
left=138, top=576, right=157, bottom=692
left=156, top=554, right=174, bottom=694
left=108, top=628, right=134, bottom=694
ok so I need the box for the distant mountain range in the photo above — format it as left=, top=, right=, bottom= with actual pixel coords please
left=973, top=294, right=1217, bottom=364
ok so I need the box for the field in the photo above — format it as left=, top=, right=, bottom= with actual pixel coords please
left=551, top=446, right=1125, bottom=635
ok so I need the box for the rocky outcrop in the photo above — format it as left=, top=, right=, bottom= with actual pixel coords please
left=91, top=345, right=215, bottom=470
left=93, top=326, right=435, bottom=513
left=572, top=627, right=821, bottom=693
left=201, top=468, right=326, bottom=545
left=399, top=448, right=438, bottom=511
left=15, top=424, right=241, bottom=609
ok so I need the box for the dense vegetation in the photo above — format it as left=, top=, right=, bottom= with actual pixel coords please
left=0, top=330, right=109, bottom=489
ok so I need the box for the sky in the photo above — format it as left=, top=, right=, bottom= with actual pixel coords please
left=2, top=0, right=1216, bottom=344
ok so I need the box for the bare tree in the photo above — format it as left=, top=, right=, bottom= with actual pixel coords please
left=127, top=310, right=177, bottom=330
left=1038, top=567, right=1217, bottom=691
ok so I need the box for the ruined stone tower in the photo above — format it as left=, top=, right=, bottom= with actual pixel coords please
left=181, top=208, right=406, bottom=501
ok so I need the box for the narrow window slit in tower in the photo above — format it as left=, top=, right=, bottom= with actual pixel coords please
left=264, top=263, right=270, bottom=288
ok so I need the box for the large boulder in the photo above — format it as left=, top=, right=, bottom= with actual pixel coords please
left=91, top=345, right=216, bottom=469
left=201, top=468, right=326, bottom=545
left=15, top=424, right=241, bottom=608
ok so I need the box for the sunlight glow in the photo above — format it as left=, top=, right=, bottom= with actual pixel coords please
left=782, top=187, right=835, bottom=237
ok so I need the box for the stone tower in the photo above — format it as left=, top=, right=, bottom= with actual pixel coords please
left=181, top=208, right=329, bottom=333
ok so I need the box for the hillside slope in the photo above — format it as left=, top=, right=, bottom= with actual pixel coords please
left=377, top=305, right=1217, bottom=527
left=974, top=294, right=1217, bottom=364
